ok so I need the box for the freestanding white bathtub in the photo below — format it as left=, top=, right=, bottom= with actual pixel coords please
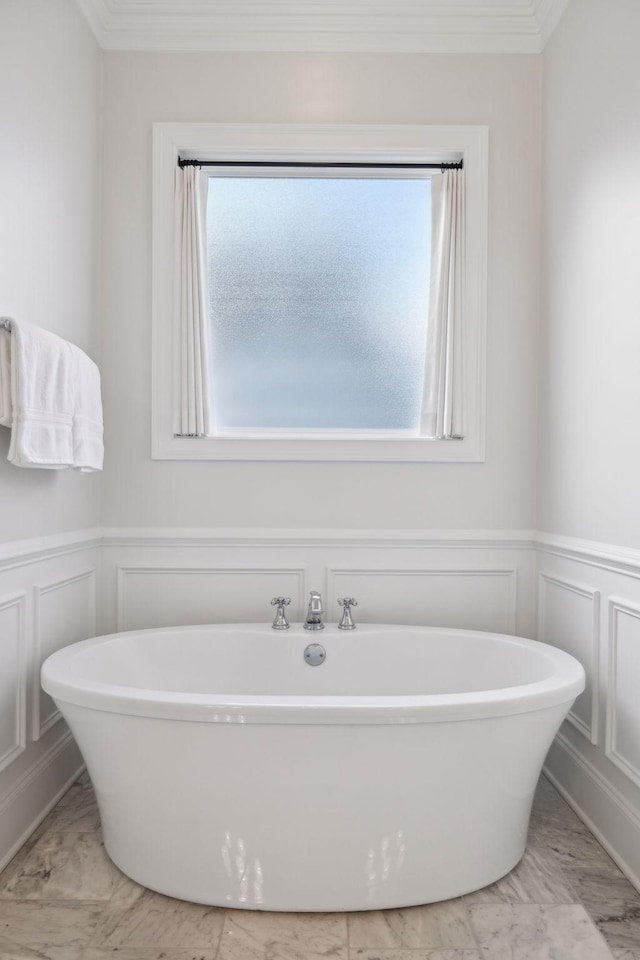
left=42, top=623, right=584, bottom=912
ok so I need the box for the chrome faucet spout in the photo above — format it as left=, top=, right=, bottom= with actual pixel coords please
left=304, top=591, right=325, bottom=631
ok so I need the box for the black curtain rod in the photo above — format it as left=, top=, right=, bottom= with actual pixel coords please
left=178, top=158, right=463, bottom=171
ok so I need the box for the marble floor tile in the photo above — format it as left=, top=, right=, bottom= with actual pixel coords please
left=0, top=946, right=86, bottom=959
left=0, top=772, right=638, bottom=960
left=35, top=777, right=100, bottom=835
left=0, top=901, right=104, bottom=950
left=582, top=902, right=640, bottom=951
left=218, top=909, right=347, bottom=960
left=348, top=902, right=476, bottom=950
left=534, top=822, right=623, bottom=879
left=463, top=839, right=577, bottom=905
left=349, top=950, right=480, bottom=960
left=92, top=876, right=225, bottom=949
left=530, top=780, right=579, bottom=825
left=468, top=903, right=614, bottom=959
left=564, top=870, right=640, bottom=909
left=0, top=834, right=120, bottom=901
left=533, top=778, right=567, bottom=810
left=82, top=950, right=217, bottom=960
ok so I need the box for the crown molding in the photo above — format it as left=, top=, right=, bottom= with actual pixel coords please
left=532, top=0, right=571, bottom=47
left=76, top=0, right=571, bottom=53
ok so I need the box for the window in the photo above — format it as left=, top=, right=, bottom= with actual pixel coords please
left=152, top=123, right=488, bottom=461
left=206, top=168, right=432, bottom=434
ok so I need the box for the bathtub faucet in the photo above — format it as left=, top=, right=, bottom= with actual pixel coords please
left=304, top=591, right=325, bottom=631
left=271, top=597, right=291, bottom=630
left=338, top=597, right=358, bottom=630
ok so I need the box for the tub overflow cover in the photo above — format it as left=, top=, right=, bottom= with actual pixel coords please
left=304, top=643, right=326, bottom=666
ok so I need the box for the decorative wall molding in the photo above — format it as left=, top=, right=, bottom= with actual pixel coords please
left=606, top=598, right=640, bottom=790
left=0, top=593, right=27, bottom=774
left=0, top=525, right=621, bottom=561
left=0, top=528, right=101, bottom=573
left=327, top=566, right=517, bottom=634
left=104, top=527, right=536, bottom=550
left=75, top=0, right=570, bottom=53
left=538, top=573, right=600, bottom=744
left=32, top=570, right=97, bottom=740
left=105, top=530, right=536, bottom=638
left=536, top=531, right=640, bottom=580
left=116, top=563, right=307, bottom=631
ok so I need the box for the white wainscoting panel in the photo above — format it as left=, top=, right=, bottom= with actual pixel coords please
left=117, top=565, right=306, bottom=631
left=33, top=569, right=97, bottom=740
left=0, top=530, right=99, bottom=871
left=0, top=593, right=27, bottom=774
left=328, top=567, right=517, bottom=633
left=537, top=532, right=640, bottom=894
left=538, top=572, right=600, bottom=744
left=607, top=598, right=640, bottom=790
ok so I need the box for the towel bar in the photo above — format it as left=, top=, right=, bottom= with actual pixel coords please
left=0, top=318, right=13, bottom=332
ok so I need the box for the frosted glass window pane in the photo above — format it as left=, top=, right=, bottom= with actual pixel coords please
left=206, top=176, right=431, bottom=431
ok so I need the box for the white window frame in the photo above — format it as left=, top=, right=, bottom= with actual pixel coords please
left=152, top=122, right=488, bottom=462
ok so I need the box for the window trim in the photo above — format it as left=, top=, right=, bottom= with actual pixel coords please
left=152, top=122, right=488, bottom=462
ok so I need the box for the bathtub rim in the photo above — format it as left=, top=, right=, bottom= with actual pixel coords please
left=41, top=623, right=585, bottom=726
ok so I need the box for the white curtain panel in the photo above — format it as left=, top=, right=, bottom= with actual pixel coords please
left=421, top=168, right=465, bottom=439
left=175, top=164, right=213, bottom=437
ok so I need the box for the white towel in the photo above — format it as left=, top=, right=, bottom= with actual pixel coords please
left=7, top=321, right=75, bottom=468
left=70, top=344, right=103, bottom=472
left=1, top=320, right=104, bottom=471
left=0, top=329, right=12, bottom=427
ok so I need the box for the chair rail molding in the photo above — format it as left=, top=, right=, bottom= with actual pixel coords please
left=102, top=527, right=537, bottom=550
left=536, top=531, right=640, bottom=579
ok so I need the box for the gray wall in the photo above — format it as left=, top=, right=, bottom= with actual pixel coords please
left=0, top=0, right=102, bottom=542
left=100, top=51, right=541, bottom=531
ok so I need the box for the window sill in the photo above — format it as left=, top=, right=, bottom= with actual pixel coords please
left=152, top=433, right=484, bottom=462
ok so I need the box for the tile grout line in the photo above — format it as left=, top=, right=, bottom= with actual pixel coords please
left=460, top=894, right=483, bottom=957
left=213, top=906, right=230, bottom=960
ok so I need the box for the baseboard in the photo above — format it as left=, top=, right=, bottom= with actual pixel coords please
left=545, top=733, right=640, bottom=892
left=0, top=733, right=84, bottom=872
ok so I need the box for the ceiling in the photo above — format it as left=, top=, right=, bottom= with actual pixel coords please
left=76, top=0, right=571, bottom=53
